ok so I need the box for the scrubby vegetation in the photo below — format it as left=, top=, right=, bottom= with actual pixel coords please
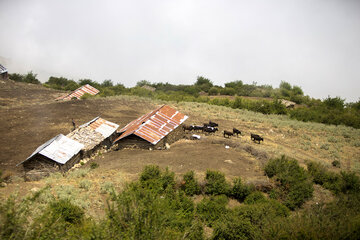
left=8, top=72, right=40, bottom=84
left=8, top=71, right=360, bottom=128
left=307, top=161, right=360, bottom=194
left=264, top=156, right=314, bottom=209
left=1, top=160, right=360, bottom=239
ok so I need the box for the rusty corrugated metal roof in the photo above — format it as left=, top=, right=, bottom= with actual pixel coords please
left=19, top=134, right=84, bottom=166
left=56, top=84, right=99, bottom=100
left=113, top=105, right=188, bottom=145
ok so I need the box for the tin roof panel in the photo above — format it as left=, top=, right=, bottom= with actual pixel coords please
left=0, top=64, right=7, bottom=74
left=56, top=84, right=100, bottom=100
left=113, top=105, right=188, bottom=145
left=20, top=134, right=84, bottom=165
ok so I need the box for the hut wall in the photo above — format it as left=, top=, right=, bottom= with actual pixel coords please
left=82, top=132, right=118, bottom=157
left=1, top=72, right=8, bottom=80
left=116, top=134, right=153, bottom=149
left=23, top=152, right=82, bottom=172
left=60, top=152, right=82, bottom=171
left=117, top=124, right=185, bottom=149
left=23, top=154, right=61, bottom=172
left=155, top=124, right=185, bottom=148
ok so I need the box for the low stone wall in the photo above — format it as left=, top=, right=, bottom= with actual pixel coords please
left=156, top=124, right=185, bottom=148
left=116, top=135, right=153, bottom=149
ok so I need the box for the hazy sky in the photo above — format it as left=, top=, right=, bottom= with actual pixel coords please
left=0, top=0, right=359, bottom=102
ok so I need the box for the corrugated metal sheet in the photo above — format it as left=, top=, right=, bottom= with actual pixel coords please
left=0, top=64, right=7, bottom=74
left=19, top=134, right=84, bottom=165
left=80, top=117, right=119, bottom=138
left=113, top=105, right=188, bottom=145
left=56, top=84, right=99, bottom=100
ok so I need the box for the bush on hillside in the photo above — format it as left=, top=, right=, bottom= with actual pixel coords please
left=231, top=177, right=254, bottom=202
left=139, top=165, right=175, bottom=193
left=307, top=161, right=360, bottom=194
left=265, top=156, right=313, bottom=209
left=50, top=199, right=84, bottom=224
left=204, top=170, right=231, bottom=196
left=244, top=191, right=266, bottom=205
left=181, top=171, right=201, bottom=196
left=80, top=93, right=93, bottom=100
left=212, top=215, right=258, bottom=240
left=196, top=195, right=228, bottom=226
left=332, top=160, right=341, bottom=168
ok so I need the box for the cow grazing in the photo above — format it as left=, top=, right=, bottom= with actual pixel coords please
left=251, top=133, right=264, bottom=144
left=193, top=125, right=204, bottom=132
left=224, top=130, right=233, bottom=138
left=209, top=121, right=218, bottom=127
left=204, top=126, right=218, bottom=134
left=183, top=125, right=194, bottom=132
left=233, top=128, right=241, bottom=137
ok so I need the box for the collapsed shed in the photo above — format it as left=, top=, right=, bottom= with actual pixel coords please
left=66, top=117, right=119, bottom=157
left=0, top=64, right=8, bottom=80
left=19, top=117, right=118, bottom=175
left=18, top=134, right=84, bottom=172
left=56, top=84, right=99, bottom=100
left=113, top=105, right=188, bottom=149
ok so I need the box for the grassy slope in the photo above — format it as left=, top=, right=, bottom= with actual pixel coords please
left=1, top=90, right=360, bottom=220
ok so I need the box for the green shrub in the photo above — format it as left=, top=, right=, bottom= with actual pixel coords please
left=231, top=177, right=254, bottom=202
left=263, top=193, right=360, bottom=239
left=139, top=165, right=175, bottom=193
left=332, top=160, right=341, bottom=168
left=181, top=171, right=201, bottom=196
left=244, top=191, right=266, bottom=205
left=140, top=165, right=161, bottom=182
left=265, top=156, right=313, bottom=209
left=183, top=220, right=205, bottom=240
left=212, top=215, right=258, bottom=240
left=68, top=168, right=89, bottom=178
left=328, top=136, right=339, bottom=143
left=79, top=179, right=92, bottom=191
left=50, top=199, right=84, bottom=224
left=80, top=93, right=93, bottom=100
left=204, top=170, right=231, bottom=195
left=90, top=162, right=99, bottom=169
left=196, top=195, right=228, bottom=226
left=340, top=171, right=360, bottom=194
left=108, top=180, right=194, bottom=238
left=320, top=143, right=330, bottom=150
left=307, top=161, right=360, bottom=194
left=100, top=182, right=114, bottom=194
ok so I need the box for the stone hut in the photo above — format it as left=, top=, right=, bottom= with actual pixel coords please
left=113, top=105, right=188, bottom=149
left=66, top=117, right=119, bottom=157
left=0, top=64, right=8, bottom=80
left=18, top=134, right=84, bottom=174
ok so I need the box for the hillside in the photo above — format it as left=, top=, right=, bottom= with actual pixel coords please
left=0, top=80, right=360, bottom=238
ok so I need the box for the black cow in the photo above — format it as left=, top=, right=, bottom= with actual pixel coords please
left=224, top=130, right=233, bottom=138
left=233, top=128, right=241, bottom=137
left=193, top=125, right=204, bottom=132
left=251, top=133, right=264, bottom=144
left=183, top=125, right=194, bottom=132
left=209, top=121, right=218, bottom=127
left=204, top=126, right=218, bottom=134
